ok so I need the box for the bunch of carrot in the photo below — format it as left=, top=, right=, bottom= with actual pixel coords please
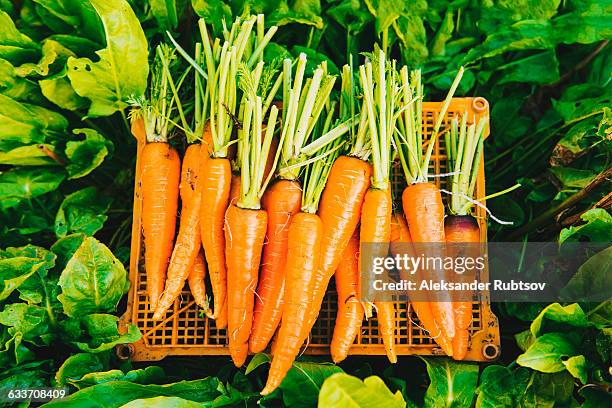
left=131, top=14, right=507, bottom=395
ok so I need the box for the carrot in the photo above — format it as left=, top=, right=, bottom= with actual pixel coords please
left=188, top=16, right=278, bottom=329
left=153, top=143, right=202, bottom=319
left=250, top=56, right=342, bottom=353
left=261, top=212, right=322, bottom=395
left=444, top=114, right=519, bottom=360
left=229, top=173, right=241, bottom=205
left=141, top=142, right=180, bottom=311
left=225, top=203, right=267, bottom=366
left=249, top=179, right=301, bottom=353
left=188, top=251, right=210, bottom=313
left=302, top=62, right=372, bottom=337
left=389, top=213, right=453, bottom=355
left=330, top=227, right=363, bottom=363
left=445, top=215, right=479, bottom=360
left=356, top=52, right=400, bottom=364
left=131, top=45, right=184, bottom=311
left=394, top=66, right=465, bottom=356
left=262, top=121, right=341, bottom=396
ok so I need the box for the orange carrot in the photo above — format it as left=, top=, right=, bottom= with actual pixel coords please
left=389, top=213, right=452, bottom=355
left=229, top=173, right=241, bottom=205
left=188, top=251, right=210, bottom=313
left=361, top=188, right=395, bottom=363
left=153, top=144, right=203, bottom=319
left=445, top=215, right=479, bottom=360
left=225, top=204, right=267, bottom=366
left=304, top=155, right=371, bottom=336
left=261, top=212, right=323, bottom=395
left=249, top=179, right=302, bottom=353
left=141, top=142, right=180, bottom=311
left=402, top=182, right=454, bottom=353
left=330, top=227, right=363, bottom=363
left=200, top=157, right=231, bottom=329
left=263, top=136, right=279, bottom=182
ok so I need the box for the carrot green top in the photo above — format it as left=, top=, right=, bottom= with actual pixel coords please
left=170, top=15, right=278, bottom=156
left=359, top=48, right=400, bottom=191
left=395, top=66, right=464, bottom=185
left=130, top=44, right=187, bottom=144
left=275, top=54, right=351, bottom=181
left=339, top=61, right=370, bottom=161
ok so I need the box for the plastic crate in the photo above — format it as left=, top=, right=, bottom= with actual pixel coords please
left=118, top=97, right=501, bottom=362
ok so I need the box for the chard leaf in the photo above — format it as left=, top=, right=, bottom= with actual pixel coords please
left=66, top=0, right=148, bottom=117
left=561, top=355, right=588, bottom=383
left=0, top=167, right=66, bottom=210
left=65, top=314, right=140, bottom=353
left=529, top=303, right=590, bottom=337
left=55, top=352, right=108, bottom=387
left=422, top=358, right=479, bottom=408
left=65, top=128, right=112, bottom=179
left=31, top=0, right=104, bottom=44
left=150, top=0, right=179, bottom=30
left=55, top=187, right=112, bottom=237
left=559, top=208, right=612, bottom=244
left=69, top=366, right=165, bottom=389
left=16, top=38, right=76, bottom=78
left=475, top=365, right=531, bottom=408
left=40, top=68, right=89, bottom=111
left=41, top=378, right=225, bottom=407
left=0, top=303, right=52, bottom=346
left=0, top=145, right=58, bottom=166
left=318, top=373, right=405, bottom=408
left=190, top=0, right=232, bottom=36
left=327, top=0, right=373, bottom=34
left=0, top=93, right=68, bottom=152
left=561, top=246, right=612, bottom=303
left=516, top=332, right=580, bottom=373
left=57, top=237, right=129, bottom=317
left=0, top=58, right=43, bottom=103
left=0, top=10, right=39, bottom=65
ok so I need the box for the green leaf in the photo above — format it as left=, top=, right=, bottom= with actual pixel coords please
left=0, top=144, right=59, bottom=166
left=422, top=358, right=479, bottom=408
left=0, top=93, right=68, bottom=152
left=41, top=378, right=225, bottom=408
left=0, top=362, right=49, bottom=397
left=67, top=314, right=140, bottom=353
left=268, top=0, right=324, bottom=29
left=51, top=233, right=86, bottom=270
left=55, top=352, right=108, bottom=387
left=66, top=0, right=149, bottom=117
left=327, top=0, right=373, bottom=34
left=55, top=187, right=112, bottom=238
left=150, top=0, right=179, bottom=30
left=65, top=128, right=112, bottom=179
left=394, top=15, right=428, bottom=66
left=549, top=167, right=596, bottom=189
left=0, top=167, right=66, bottom=210
left=16, top=38, right=76, bottom=78
left=0, top=256, right=53, bottom=301
left=552, top=84, right=610, bottom=123
left=318, top=373, right=406, bottom=408
left=57, top=236, right=129, bottom=317
left=69, top=366, right=165, bottom=389
left=0, top=303, right=51, bottom=346
left=561, top=246, right=612, bottom=303
left=529, top=303, right=590, bottom=337
left=190, top=0, right=232, bottom=36
left=41, top=68, right=90, bottom=111
left=561, top=355, right=587, bottom=383
left=245, top=352, right=270, bottom=374
left=516, top=332, right=580, bottom=373
left=291, top=46, right=340, bottom=76
left=497, top=50, right=559, bottom=85
left=515, top=329, right=535, bottom=352
left=0, top=10, right=40, bottom=65
left=475, top=365, right=531, bottom=408
left=280, top=360, right=344, bottom=407
left=0, top=331, right=35, bottom=367
left=0, top=58, right=44, bottom=103
left=364, top=0, right=402, bottom=34
left=30, top=0, right=105, bottom=44
left=120, top=396, right=203, bottom=408
left=520, top=371, right=574, bottom=407
left=559, top=209, right=612, bottom=244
